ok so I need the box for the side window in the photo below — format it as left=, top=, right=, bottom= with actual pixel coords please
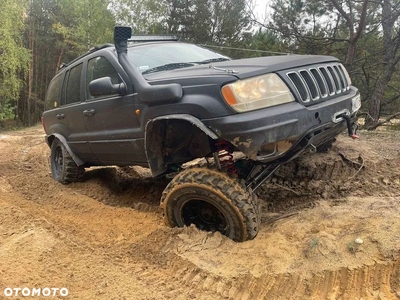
left=65, top=63, right=83, bottom=105
left=86, top=56, right=121, bottom=100
left=45, top=74, right=63, bottom=110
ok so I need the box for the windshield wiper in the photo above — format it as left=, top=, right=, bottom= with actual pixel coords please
left=142, top=62, right=195, bottom=75
left=191, top=58, right=230, bottom=64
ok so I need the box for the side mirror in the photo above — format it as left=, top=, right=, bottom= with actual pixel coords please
left=89, top=77, right=127, bottom=97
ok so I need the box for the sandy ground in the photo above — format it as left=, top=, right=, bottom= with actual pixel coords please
left=0, top=125, right=399, bottom=299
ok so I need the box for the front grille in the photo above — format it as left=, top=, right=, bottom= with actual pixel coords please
left=286, top=63, right=350, bottom=103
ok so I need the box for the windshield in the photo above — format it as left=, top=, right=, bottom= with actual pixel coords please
left=127, top=42, right=229, bottom=74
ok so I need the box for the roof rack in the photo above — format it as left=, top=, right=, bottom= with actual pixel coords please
left=128, top=35, right=179, bottom=43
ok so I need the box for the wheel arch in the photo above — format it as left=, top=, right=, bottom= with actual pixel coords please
left=145, top=114, right=219, bottom=176
left=46, top=133, right=85, bottom=166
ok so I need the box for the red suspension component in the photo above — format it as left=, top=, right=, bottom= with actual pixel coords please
left=214, top=140, right=238, bottom=177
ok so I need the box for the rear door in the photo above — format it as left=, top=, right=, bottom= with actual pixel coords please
left=44, top=63, right=92, bottom=162
left=82, top=53, right=147, bottom=165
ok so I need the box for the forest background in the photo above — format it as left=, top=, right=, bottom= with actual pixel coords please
left=1, top=0, right=399, bottom=129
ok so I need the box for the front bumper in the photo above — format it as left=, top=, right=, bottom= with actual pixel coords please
left=203, top=87, right=359, bottom=163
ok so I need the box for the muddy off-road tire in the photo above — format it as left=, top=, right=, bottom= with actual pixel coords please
left=50, top=139, right=84, bottom=184
left=161, top=168, right=260, bottom=242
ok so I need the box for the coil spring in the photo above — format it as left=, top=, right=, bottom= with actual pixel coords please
left=215, top=141, right=238, bottom=177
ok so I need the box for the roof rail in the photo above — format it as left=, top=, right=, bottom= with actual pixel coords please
left=87, top=43, right=114, bottom=52
left=59, top=43, right=114, bottom=70
left=128, top=35, right=179, bottom=43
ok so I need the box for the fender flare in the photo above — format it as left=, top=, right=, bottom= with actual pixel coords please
left=147, top=114, right=219, bottom=139
left=46, top=134, right=85, bottom=166
left=144, top=114, right=219, bottom=176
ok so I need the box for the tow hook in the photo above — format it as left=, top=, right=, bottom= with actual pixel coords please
left=339, top=114, right=359, bottom=140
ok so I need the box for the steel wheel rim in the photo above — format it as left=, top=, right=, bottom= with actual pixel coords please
left=54, top=146, right=63, bottom=176
left=181, top=199, right=229, bottom=234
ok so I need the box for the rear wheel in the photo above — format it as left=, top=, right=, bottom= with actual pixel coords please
left=161, top=168, right=259, bottom=242
left=50, top=139, right=84, bottom=184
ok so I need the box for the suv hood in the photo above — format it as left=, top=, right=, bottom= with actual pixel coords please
left=144, top=55, right=339, bottom=81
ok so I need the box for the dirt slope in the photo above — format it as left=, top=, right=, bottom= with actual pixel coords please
left=0, top=125, right=399, bottom=299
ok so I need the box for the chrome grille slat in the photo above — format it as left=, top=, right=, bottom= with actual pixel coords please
left=287, top=72, right=310, bottom=102
left=337, top=65, right=349, bottom=91
left=286, top=63, right=350, bottom=104
left=319, top=67, right=335, bottom=95
left=310, top=68, right=328, bottom=98
left=326, top=66, right=341, bottom=94
left=299, top=70, right=319, bottom=100
left=333, top=65, right=345, bottom=91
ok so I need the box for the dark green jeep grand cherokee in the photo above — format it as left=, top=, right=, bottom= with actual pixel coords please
left=42, top=26, right=360, bottom=241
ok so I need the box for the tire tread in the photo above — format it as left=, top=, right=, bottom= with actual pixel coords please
left=161, top=167, right=260, bottom=241
left=51, top=139, right=84, bottom=184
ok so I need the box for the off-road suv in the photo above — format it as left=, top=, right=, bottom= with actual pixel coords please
left=42, top=26, right=360, bottom=241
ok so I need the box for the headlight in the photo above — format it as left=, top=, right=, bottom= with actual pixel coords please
left=221, top=74, right=294, bottom=112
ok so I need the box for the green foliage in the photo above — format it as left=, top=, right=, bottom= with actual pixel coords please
left=270, top=0, right=338, bottom=55
left=14, top=0, right=116, bottom=125
left=111, top=0, right=166, bottom=33
left=0, top=0, right=30, bottom=119
left=112, top=0, right=251, bottom=46
left=2, top=0, right=397, bottom=127
left=247, top=29, right=281, bottom=56
left=0, top=100, right=16, bottom=121
left=209, top=29, right=283, bottom=60
left=52, top=0, right=115, bottom=57
left=267, top=0, right=400, bottom=119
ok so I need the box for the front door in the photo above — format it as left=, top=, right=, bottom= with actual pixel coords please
left=82, top=55, right=147, bottom=165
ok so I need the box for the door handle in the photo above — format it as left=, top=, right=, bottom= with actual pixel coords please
left=83, top=109, right=96, bottom=116
left=56, top=113, right=65, bottom=120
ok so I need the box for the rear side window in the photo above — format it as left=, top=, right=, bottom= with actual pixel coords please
left=45, top=74, right=63, bottom=110
left=65, top=63, right=83, bottom=105
left=86, top=56, right=120, bottom=100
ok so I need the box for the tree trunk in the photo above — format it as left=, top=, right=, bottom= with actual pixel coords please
left=364, top=0, right=400, bottom=129
left=56, top=53, right=62, bottom=74
left=27, top=2, right=35, bottom=126
left=366, top=78, right=385, bottom=128
left=329, top=0, right=369, bottom=71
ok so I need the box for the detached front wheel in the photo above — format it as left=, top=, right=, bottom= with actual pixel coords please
left=50, top=139, right=84, bottom=184
left=161, top=168, right=259, bottom=242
